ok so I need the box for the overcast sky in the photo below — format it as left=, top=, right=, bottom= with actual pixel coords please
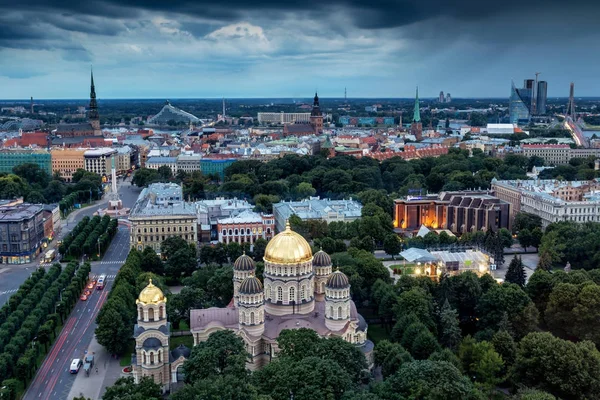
left=1, top=0, right=598, bottom=99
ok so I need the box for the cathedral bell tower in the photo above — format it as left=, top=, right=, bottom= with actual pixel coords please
left=310, top=92, right=324, bottom=134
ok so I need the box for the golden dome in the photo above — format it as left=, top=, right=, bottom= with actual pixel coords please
left=264, top=221, right=313, bottom=264
left=137, top=279, right=166, bottom=305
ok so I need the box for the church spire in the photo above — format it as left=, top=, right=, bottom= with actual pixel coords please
left=88, top=67, right=101, bottom=135
left=89, top=68, right=99, bottom=119
left=413, top=86, right=420, bottom=122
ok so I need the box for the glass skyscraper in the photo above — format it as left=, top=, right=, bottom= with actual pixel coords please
left=509, top=81, right=531, bottom=124
left=537, top=81, right=548, bottom=114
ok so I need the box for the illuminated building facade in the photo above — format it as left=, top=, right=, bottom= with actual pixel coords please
left=394, top=191, right=511, bottom=234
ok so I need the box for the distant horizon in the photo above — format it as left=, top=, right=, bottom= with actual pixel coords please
left=0, top=96, right=596, bottom=102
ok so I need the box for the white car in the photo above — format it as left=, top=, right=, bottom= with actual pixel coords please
left=70, top=359, right=82, bottom=374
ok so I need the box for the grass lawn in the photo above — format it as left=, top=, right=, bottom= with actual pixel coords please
left=120, top=339, right=136, bottom=367
left=170, top=335, right=194, bottom=350
left=367, top=324, right=390, bottom=344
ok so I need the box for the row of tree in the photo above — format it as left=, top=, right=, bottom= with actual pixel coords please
left=58, top=215, right=118, bottom=260
left=95, top=249, right=170, bottom=356
left=0, top=261, right=89, bottom=397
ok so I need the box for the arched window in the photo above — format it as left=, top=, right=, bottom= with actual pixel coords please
left=158, top=350, right=161, bottom=363
left=267, top=228, right=271, bottom=234
left=143, top=353, right=147, bottom=364
left=338, top=306, right=343, bottom=319
left=250, top=312, right=255, bottom=324
left=150, top=352, right=155, bottom=364
left=300, top=286, right=305, bottom=300
left=148, top=308, right=155, bottom=321
left=289, top=287, right=295, bottom=303
left=234, top=229, right=239, bottom=235
left=246, top=228, right=251, bottom=235
left=228, top=229, right=233, bottom=235
left=159, top=306, right=164, bottom=319
left=277, top=286, right=283, bottom=302
left=138, top=306, right=143, bottom=320
left=222, top=229, right=226, bottom=236
left=266, top=285, right=271, bottom=299
left=329, top=306, right=334, bottom=317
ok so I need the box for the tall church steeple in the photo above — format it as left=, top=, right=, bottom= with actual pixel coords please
left=310, top=91, right=323, bottom=134
left=89, top=68, right=101, bottom=136
left=413, top=86, right=421, bottom=123
left=410, top=86, right=423, bottom=141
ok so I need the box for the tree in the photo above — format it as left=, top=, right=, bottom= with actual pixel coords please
left=411, top=330, right=441, bottom=360
left=505, top=256, right=526, bottom=287
left=381, top=344, right=413, bottom=378
left=183, top=330, right=247, bottom=384
left=476, top=283, right=538, bottom=339
left=498, top=228, right=513, bottom=249
left=102, top=377, right=161, bottom=400
left=376, top=360, right=483, bottom=400
left=439, top=299, right=462, bottom=350
left=140, top=247, right=164, bottom=275
left=253, top=356, right=353, bottom=400
left=526, top=269, right=554, bottom=320
left=226, top=242, right=243, bottom=262
left=544, top=283, right=578, bottom=339
left=170, top=375, right=259, bottom=400
left=161, top=236, right=189, bottom=259
left=513, top=332, right=600, bottom=400
left=95, top=307, right=129, bottom=355
left=383, top=234, right=402, bottom=259
left=252, top=238, right=267, bottom=262
left=277, top=328, right=320, bottom=361
left=157, top=165, right=172, bottom=180
left=165, top=247, right=197, bottom=278
left=294, top=182, right=316, bottom=199
left=513, top=212, right=542, bottom=234
left=472, top=345, right=504, bottom=394
left=491, top=330, right=516, bottom=368
left=537, top=251, right=553, bottom=271
left=514, top=389, right=557, bottom=400
left=530, top=228, right=543, bottom=250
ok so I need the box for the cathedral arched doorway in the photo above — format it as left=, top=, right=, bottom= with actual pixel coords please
left=176, top=365, right=185, bottom=382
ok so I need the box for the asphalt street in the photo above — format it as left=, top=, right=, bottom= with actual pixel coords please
left=23, top=227, right=131, bottom=400
left=0, top=181, right=141, bottom=306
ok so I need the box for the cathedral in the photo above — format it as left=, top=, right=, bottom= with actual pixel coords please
left=190, top=221, right=373, bottom=369
left=132, top=222, right=373, bottom=392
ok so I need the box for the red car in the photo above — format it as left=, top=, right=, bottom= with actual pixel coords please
left=80, top=294, right=88, bottom=301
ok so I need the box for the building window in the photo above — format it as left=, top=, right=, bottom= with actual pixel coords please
left=300, top=285, right=306, bottom=300
left=277, top=287, right=283, bottom=302
left=289, top=287, right=295, bottom=303
left=250, top=312, right=255, bottom=324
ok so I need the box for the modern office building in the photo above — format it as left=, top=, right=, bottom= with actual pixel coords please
left=509, top=81, right=531, bottom=124
left=536, top=81, right=548, bottom=114
left=147, top=100, right=200, bottom=125
left=0, top=203, right=45, bottom=264
left=272, top=197, right=363, bottom=232
left=492, top=178, right=600, bottom=229
left=0, top=149, right=51, bottom=174
left=393, top=191, right=511, bottom=235
left=84, top=148, right=117, bottom=176
left=51, top=148, right=87, bottom=182
left=129, top=183, right=197, bottom=251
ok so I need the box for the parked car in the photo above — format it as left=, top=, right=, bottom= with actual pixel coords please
left=83, top=355, right=94, bottom=376
left=70, top=359, right=83, bottom=374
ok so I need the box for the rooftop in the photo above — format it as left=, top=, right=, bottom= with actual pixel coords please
left=0, top=203, right=43, bottom=221
left=273, top=196, right=362, bottom=221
